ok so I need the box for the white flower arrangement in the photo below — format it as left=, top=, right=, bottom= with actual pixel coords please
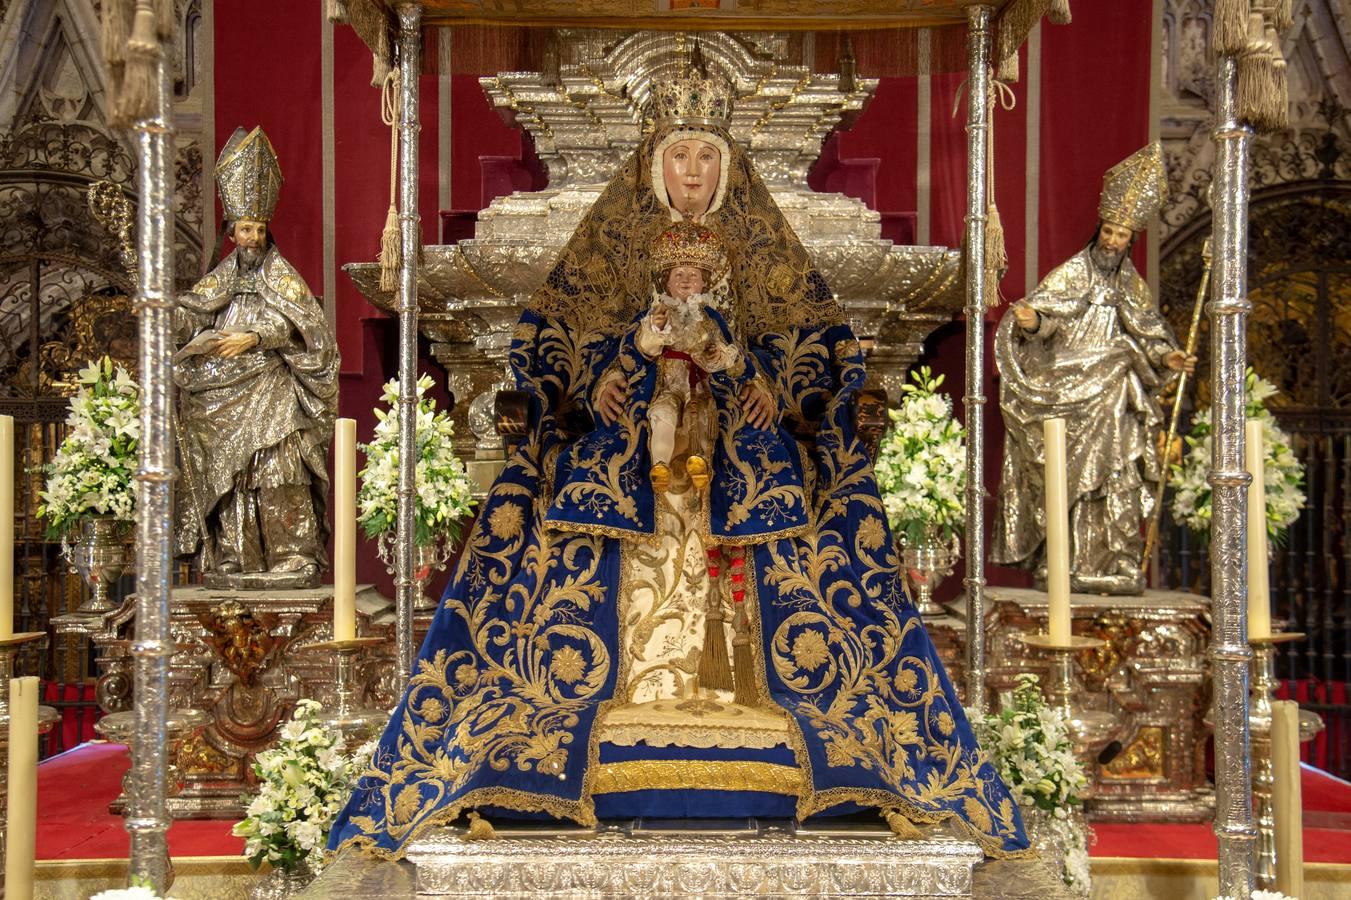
left=873, top=366, right=966, bottom=546
left=90, top=885, right=167, bottom=900
left=971, top=673, right=1092, bottom=897
left=1170, top=370, right=1306, bottom=543
left=231, top=699, right=376, bottom=872
left=38, top=356, right=139, bottom=538
left=358, top=375, right=477, bottom=546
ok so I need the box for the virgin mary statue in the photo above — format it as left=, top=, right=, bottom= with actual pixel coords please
left=329, top=59, right=1029, bottom=860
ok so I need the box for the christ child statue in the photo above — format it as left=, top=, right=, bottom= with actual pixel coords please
left=638, top=222, right=737, bottom=494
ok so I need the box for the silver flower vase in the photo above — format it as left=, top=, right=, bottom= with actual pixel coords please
left=62, top=516, right=131, bottom=615
left=901, top=531, right=959, bottom=618
left=377, top=531, right=453, bottom=612
left=249, top=860, right=317, bottom=900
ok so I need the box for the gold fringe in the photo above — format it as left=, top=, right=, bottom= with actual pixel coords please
left=1047, top=0, right=1071, bottom=26
left=101, top=0, right=131, bottom=72
left=697, top=594, right=732, bottom=692
left=1213, top=0, right=1251, bottom=57
left=154, top=0, right=174, bottom=39
left=1273, top=0, right=1293, bottom=34
left=111, top=1, right=159, bottom=129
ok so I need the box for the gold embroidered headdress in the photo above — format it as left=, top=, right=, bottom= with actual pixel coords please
left=215, top=127, right=283, bottom=223
left=1098, top=141, right=1168, bottom=233
left=528, top=58, right=842, bottom=339
left=651, top=222, right=729, bottom=285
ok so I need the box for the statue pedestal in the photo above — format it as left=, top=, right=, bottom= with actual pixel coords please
left=407, top=826, right=984, bottom=897
left=78, top=583, right=414, bottom=819
left=979, top=586, right=1214, bottom=823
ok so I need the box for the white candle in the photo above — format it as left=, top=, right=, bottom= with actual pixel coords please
left=1246, top=419, right=1272, bottom=640
left=1044, top=418, right=1072, bottom=645
left=1271, top=699, right=1304, bottom=898
left=5, top=676, right=38, bottom=900
left=334, top=418, right=357, bottom=642
left=0, top=415, right=12, bottom=640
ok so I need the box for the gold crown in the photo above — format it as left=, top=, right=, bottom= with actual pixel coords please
left=1098, top=141, right=1168, bottom=233
left=651, top=222, right=729, bottom=282
left=648, top=47, right=734, bottom=129
left=215, top=127, right=283, bottom=223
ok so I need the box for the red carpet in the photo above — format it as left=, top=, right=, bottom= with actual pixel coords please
left=37, top=743, right=1351, bottom=863
left=1090, top=765, right=1351, bottom=863
left=36, top=743, right=242, bottom=860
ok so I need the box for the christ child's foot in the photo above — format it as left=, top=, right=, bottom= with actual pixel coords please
left=686, top=454, right=710, bottom=490
left=650, top=461, right=672, bottom=493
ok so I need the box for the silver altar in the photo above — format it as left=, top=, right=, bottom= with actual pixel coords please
left=973, top=586, right=1215, bottom=823
left=300, top=823, right=1073, bottom=899
left=56, top=584, right=398, bottom=818
left=344, top=30, right=966, bottom=485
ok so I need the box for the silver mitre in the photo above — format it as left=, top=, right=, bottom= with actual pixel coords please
left=1097, top=140, right=1168, bottom=233
left=215, top=126, right=283, bottom=223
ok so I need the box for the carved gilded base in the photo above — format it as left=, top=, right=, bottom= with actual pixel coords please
left=85, top=583, right=405, bottom=818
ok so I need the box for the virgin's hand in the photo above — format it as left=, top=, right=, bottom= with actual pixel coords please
left=212, top=332, right=259, bottom=359
left=597, top=378, right=626, bottom=426
left=740, top=382, right=776, bottom=431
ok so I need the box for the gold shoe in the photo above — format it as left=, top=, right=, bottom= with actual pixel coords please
left=686, top=454, right=710, bottom=490
left=650, top=461, right=671, bottom=493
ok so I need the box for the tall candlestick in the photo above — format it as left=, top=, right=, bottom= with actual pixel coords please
left=0, top=415, right=13, bottom=640
left=1043, top=418, right=1072, bottom=645
left=6, top=676, right=38, bottom=900
left=334, top=418, right=357, bottom=642
left=1271, top=699, right=1304, bottom=897
left=1246, top=418, right=1271, bottom=639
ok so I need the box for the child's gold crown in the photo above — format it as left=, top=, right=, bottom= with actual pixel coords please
left=651, top=221, right=729, bottom=283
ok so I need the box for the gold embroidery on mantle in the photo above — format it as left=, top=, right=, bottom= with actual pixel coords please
left=592, top=759, right=802, bottom=796
left=599, top=700, right=790, bottom=750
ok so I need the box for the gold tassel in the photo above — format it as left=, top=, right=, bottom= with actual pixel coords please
left=327, top=0, right=349, bottom=23
left=464, top=811, right=496, bottom=840
left=1213, top=0, right=1252, bottom=57
left=154, top=0, right=174, bottom=39
left=731, top=602, right=757, bottom=707
left=1269, top=32, right=1290, bottom=131
left=697, top=590, right=733, bottom=692
left=378, top=205, right=401, bottom=293
left=996, top=52, right=1019, bottom=84
left=884, top=809, right=924, bottom=840
left=1238, top=15, right=1284, bottom=133
left=378, top=70, right=401, bottom=293
left=112, top=1, right=160, bottom=129
left=1273, top=0, right=1293, bottom=34
left=984, top=202, right=1007, bottom=308
left=371, top=21, right=392, bottom=88
left=1048, top=0, right=1072, bottom=26
left=101, top=0, right=131, bottom=73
